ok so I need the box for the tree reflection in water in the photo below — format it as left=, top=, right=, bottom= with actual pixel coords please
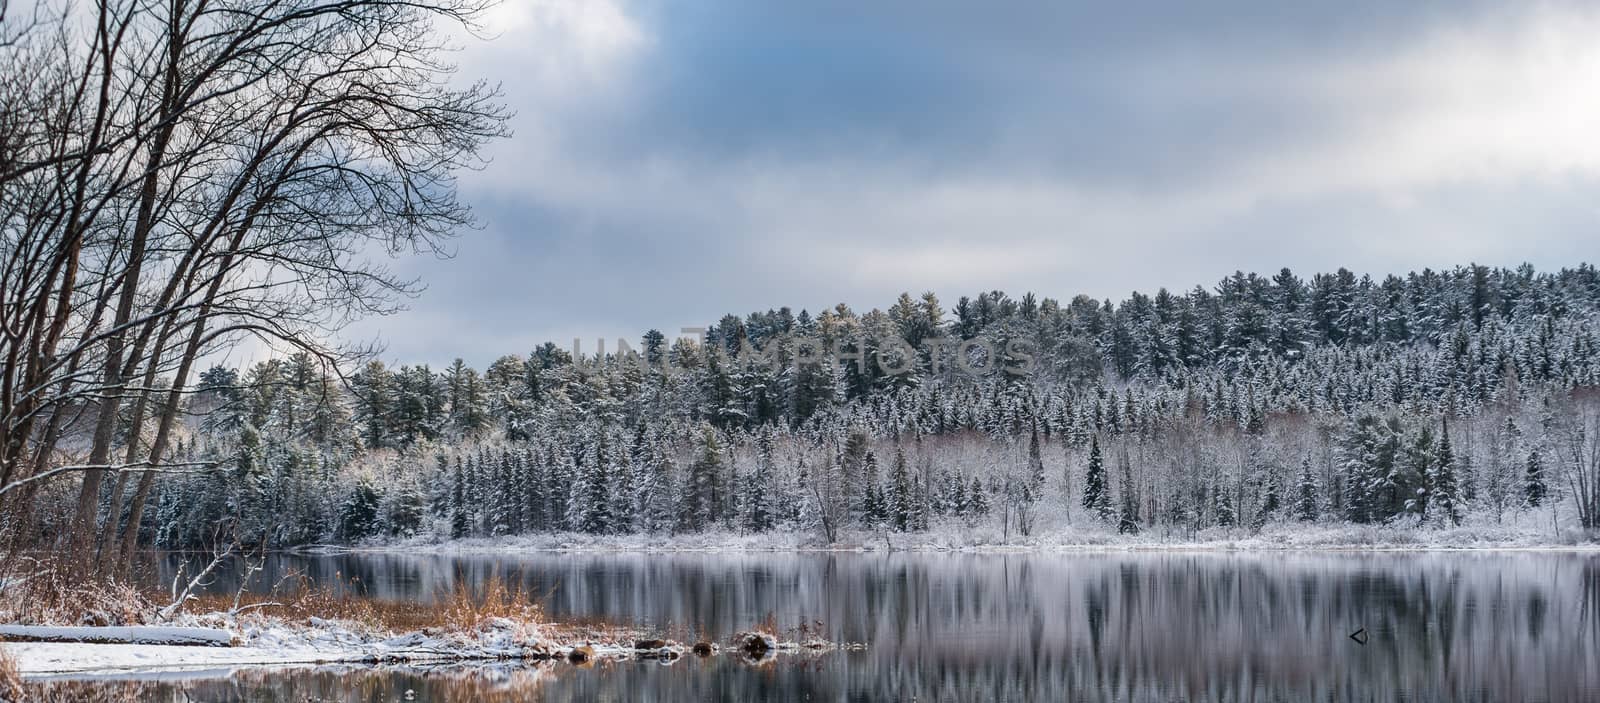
left=40, top=551, right=1599, bottom=701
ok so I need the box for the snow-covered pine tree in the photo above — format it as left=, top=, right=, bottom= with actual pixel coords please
left=450, top=455, right=469, bottom=539
left=1524, top=448, right=1548, bottom=508
left=1256, top=464, right=1282, bottom=527
left=490, top=450, right=511, bottom=535
left=337, top=480, right=381, bottom=541
left=1027, top=428, right=1046, bottom=500
left=741, top=425, right=777, bottom=533
left=608, top=429, right=640, bottom=534
left=679, top=425, right=723, bottom=532
left=1294, top=456, right=1319, bottom=522
left=578, top=433, right=615, bottom=534
left=1215, top=489, right=1237, bottom=528
left=524, top=447, right=547, bottom=532
left=386, top=479, right=426, bottom=537
left=967, top=476, right=991, bottom=519
left=429, top=452, right=451, bottom=519
left=890, top=445, right=912, bottom=532
left=1082, top=435, right=1113, bottom=521
left=1431, top=421, right=1462, bottom=526
left=1402, top=425, right=1436, bottom=519
left=1117, top=450, right=1139, bottom=535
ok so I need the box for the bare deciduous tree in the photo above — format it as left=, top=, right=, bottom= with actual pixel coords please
left=0, top=0, right=508, bottom=572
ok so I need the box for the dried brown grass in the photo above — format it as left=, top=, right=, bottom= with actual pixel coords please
left=0, top=646, right=23, bottom=703
left=185, top=573, right=545, bottom=635
left=1, top=554, right=546, bottom=638
left=0, top=555, right=153, bottom=626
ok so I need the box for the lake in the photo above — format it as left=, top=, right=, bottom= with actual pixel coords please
left=30, top=550, right=1600, bottom=701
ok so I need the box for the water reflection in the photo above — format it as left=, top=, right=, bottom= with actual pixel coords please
left=39, top=551, right=1600, bottom=701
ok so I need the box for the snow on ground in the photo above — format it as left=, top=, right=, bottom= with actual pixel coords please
left=1, top=615, right=627, bottom=676
left=3, top=641, right=372, bottom=676
left=2, top=614, right=848, bottom=677
left=350, top=521, right=1598, bottom=555
left=0, top=625, right=235, bottom=646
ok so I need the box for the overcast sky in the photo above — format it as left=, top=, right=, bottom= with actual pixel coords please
left=338, top=0, right=1600, bottom=368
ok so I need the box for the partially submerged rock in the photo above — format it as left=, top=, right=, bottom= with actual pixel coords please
left=566, top=645, right=595, bottom=664
left=633, top=639, right=682, bottom=660
left=735, top=632, right=776, bottom=659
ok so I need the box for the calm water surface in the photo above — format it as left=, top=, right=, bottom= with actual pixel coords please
left=26, top=551, right=1600, bottom=702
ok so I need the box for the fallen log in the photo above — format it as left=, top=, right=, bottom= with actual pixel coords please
left=0, top=625, right=237, bottom=647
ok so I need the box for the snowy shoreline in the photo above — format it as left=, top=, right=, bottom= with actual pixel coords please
left=3, top=617, right=587, bottom=677
left=1, top=614, right=836, bottom=679
left=309, top=524, right=1600, bottom=555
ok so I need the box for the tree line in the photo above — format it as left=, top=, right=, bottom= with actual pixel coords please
left=137, top=263, right=1600, bottom=547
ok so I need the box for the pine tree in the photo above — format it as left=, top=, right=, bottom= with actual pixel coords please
left=1294, top=457, right=1319, bottom=522
left=1027, top=429, right=1046, bottom=498
left=967, top=476, right=991, bottom=518
left=1215, top=490, right=1237, bottom=528
left=1082, top=436, right=1113, bottom=521
left=741, top=425, right=776, bottom=533
left=337, top=480, right=382, bottom=541
left=1337, top=414, right=1402, bottom=523
left=1402, top=426, right=1436, bottom=519
left=490, top=450, right=512, bottom=535
left=943, top=471, right=968, bottom=517
left=450, top=455, right=469, bottom=539
left=386, top=481, right=427, bottom=537
left=1116, top=451, right=1139, bottom=535
left=580, top=434, right=615, bottom=534
left=1431, top=421, right=1462, bottom=526
left=680, top=425, right=724, bottom=532
left=1257, top=467, right=1282, bottom=527
left=525, top=448, right=548, bottom=532
left=863, top=484, right=888, bottom=528
left=1524, top=448, right=1548, bottom=508
left=429, top=452, right=451, bottom=519
left=890, top=446, right=913, bottom=532
left=840, top=430, right=872, bottom=519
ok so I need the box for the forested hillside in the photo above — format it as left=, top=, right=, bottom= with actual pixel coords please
left=128, top=264, right=1600, bottom=547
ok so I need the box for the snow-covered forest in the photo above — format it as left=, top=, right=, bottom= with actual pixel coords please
left=121, top=264, right=1600, bottom=547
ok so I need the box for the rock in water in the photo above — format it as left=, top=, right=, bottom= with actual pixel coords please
left=737, top=632, right=777, bottom=658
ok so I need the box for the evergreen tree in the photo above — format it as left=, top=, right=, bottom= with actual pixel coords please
left=1524, top=448, right=1548, bottom=508
left=337, top=480, right=382, bottom=541
left=967, top=476, right=991, bottom=518
left=1294, top=457, right=1319, bottom=522
left=840, top=431, right=873, bottom=522
left=741, top=425, right=777, bottom=533
left=450, top=455, right=469, bottom=539
left=1431, top=421, right=1463, bottom=526
left=429, top=452, right=451, bottom=519
left=1257, top=468, right=1282, bottom=527
left=1027, top=429, right=1047, bottom=497
left=580, top=434, right=615, bottom=534
left=890, top=446, right=913, bottom=532
left=680, top=425, right=724, bottom=532
left=1116, top=451, right=1139, bottom=535
left=386, top=481, right=427, bottom=537
left=1216, top=490, right=1237, bottom=528
left=1402, top=426, right=1437, bottom=519
left=1082, top=436, right=1113, bottom=521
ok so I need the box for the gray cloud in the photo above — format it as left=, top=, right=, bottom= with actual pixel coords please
left=343, top=0, right=1600, bottom=367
